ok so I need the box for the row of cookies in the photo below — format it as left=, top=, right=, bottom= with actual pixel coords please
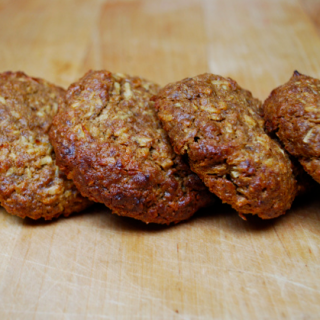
left=0, top=70, right=318, bottom=223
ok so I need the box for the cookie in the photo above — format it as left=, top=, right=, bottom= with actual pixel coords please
left=263, top=71, right=320, bottom=183
left=250, top=95, right=316, bottom=196
left=153, top=73, right=297, bottom=219
left=0, top=71, right=92, bottom=219
left=49, top=70, right=214, bottom=224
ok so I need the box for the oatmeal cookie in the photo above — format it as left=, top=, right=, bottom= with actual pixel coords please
left=49, top=70, right=214, bottom=224
left=0, top=71, right=92, bottom=219
left=153, top=73, right=297, bottom=219
left=247, top=96, right=315, bottom=196
left=263, top=71, right=320, bottom=183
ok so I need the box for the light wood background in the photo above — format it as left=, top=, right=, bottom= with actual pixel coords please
left=0, top=0, right=320, bottom=319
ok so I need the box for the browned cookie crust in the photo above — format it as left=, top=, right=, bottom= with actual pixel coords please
left=246, top=91, right=315, bottom=195
left=263, top=71, right=320, bottom=183
left=154, top=73, right=297, bottom=219
left=0, top=72, right=92, bottom=219
left=49, top=70, right=214, bottom=224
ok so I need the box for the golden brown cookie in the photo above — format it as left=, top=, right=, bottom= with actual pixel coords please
left=0, top=71, right=92, bottom=219
left=49, top=70, right=214, bottom=224
left=154, top=73, right=297, bottom=219
left=263, top=71, right=320, bottom=184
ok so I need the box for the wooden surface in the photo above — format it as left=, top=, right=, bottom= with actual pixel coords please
left=0, top=0, right=320, bottom=319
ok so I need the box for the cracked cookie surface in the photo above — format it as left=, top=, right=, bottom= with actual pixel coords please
left=154, top=73, right=297, bottom=219
left=263, top=71, right=320, bottom=184
left=0, top=71, right=92, bottom=219
left=49, top=70, right=214, bottom=224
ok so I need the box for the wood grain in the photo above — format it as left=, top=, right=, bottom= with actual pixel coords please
left=203, top=0, right=320, bottom=100
left=301, top=0, right=320, bottom=35
left=80, top=0, right=208, bottom=86
left=0, top=0, right=320, bottom=319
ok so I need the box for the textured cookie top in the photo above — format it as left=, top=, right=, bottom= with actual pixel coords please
left=0, top=71, right=92, bottom=219
left=263, top=71, right=320, bottom=183
left=154, top=73, right=297, bottom=219
left=50, top=70, right=214, bottom=224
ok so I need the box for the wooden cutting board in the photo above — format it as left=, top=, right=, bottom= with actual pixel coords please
left=0, top=0, right=320, bottom=319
